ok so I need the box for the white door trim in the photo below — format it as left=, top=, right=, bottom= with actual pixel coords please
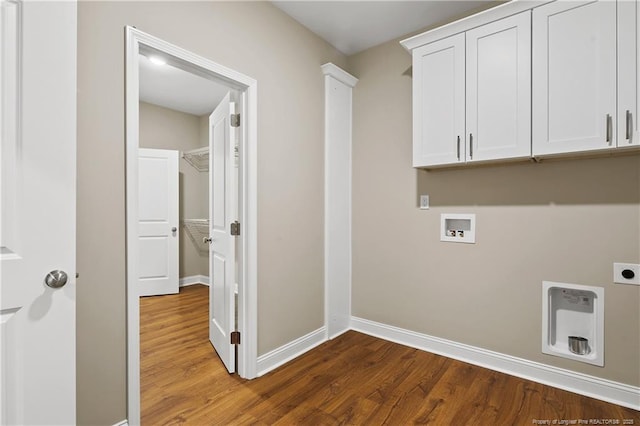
left=125, top=26, right=258, bottom=426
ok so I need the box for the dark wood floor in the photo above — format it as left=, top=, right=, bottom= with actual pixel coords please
left=140, top=284, right=639, bottom=425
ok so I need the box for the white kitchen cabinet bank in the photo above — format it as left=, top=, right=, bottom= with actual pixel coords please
left=402, top=0, right=639, bottom=169
left=533, top=1, right=638, bottom=156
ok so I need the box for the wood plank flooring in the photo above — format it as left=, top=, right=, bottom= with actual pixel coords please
left=140, top=285, right=639, bottom=425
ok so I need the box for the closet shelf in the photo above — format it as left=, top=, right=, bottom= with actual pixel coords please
left=181, top=219, right=210, bottom=253
left=182, top=147, right=209, bottom=172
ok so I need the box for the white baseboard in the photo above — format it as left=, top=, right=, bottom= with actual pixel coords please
left=179, top=275, right=210, bottom=287
left=350, top=316, right=640, bottom=411
left=256, top=327, right=327, bottom=377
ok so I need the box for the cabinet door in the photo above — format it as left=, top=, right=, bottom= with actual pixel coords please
left=533, top=1, right=616, bottom=156
left=466, top=11, right=531, bottom=163
left=618, top=0, right=639, bottom=148
left=412, top=33, right=465, bottom=167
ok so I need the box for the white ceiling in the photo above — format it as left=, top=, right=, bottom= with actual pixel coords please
left=139, top=54, right=229, bottom=116
left=139, top=1, right=501, bottom=114
left=272, top=1, right=500, bottom=55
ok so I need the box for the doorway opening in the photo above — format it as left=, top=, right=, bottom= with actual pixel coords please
left=125, top=27, right=258, bottom=426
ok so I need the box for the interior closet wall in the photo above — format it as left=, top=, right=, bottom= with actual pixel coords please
left=138, top=101, right=209, bottom=279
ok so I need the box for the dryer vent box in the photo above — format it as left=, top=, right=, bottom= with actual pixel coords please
left=440, top=214, right=476, bottom=243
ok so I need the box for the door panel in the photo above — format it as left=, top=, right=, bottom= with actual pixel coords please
left=617, top=0, right=639, bottom=147
left=209, top=92, right=237, bottom=373
left=466, top=11, right=531, bottom=162
left=138, top=149, right=179, bottom=296
left=139, top=237, right=170, bottom=278
left=413, top=33, right=465, bottom=167
left=533, top=1, right=616, bottom=156
left=0, top=1, right=76, bottom=424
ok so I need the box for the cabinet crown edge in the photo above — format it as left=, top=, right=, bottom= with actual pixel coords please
left=400, top=0, right=551, bottom=52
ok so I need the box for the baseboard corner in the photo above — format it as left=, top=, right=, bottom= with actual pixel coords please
left=179, top=275, right=210, bottom=287
left=256, top=327, right=327, bottom=377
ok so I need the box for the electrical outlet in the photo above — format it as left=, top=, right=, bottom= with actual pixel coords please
left=420, top=195, right=429, bottom=210
left=613, top=263, right=640, bottom=285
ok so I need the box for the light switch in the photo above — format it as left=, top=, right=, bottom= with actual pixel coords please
left=420, top=195, right=429, bottom=210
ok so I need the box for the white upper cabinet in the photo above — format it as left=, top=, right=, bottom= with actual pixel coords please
left=411, top=11, right=531, bottom=168
left=405, top=0, right=638, bottom=167
left=466, top=11, right=531, bottom=163
left=532, top=1, right=617, bottom=156
left=412, top=34, right=465, bottom=167
left=618, top=0, right=639, bottom=148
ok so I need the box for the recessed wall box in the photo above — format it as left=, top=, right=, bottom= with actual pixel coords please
left=542, top=281, right=604, bottom=366
left=440, top=213, right=475, bottom=243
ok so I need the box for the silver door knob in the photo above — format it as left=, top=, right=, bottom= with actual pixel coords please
left=171, top=227, right=177, bottom=232
left=45, top=270, right=68, bottom=288
left=203, top=237, right=212, bottom=244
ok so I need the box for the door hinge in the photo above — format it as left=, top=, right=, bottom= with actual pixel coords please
left=230, top=331, right=241, bottom=345
left=230, top=113, right=240, bottom=128
left=230, top=221, right=240, bottom=236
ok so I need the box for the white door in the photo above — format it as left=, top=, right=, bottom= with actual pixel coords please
left=138, top=148, right=179, bottom=297
left=412, top=33, right=465, bottom=167
left=617, top=0, right=639, bottom=148
left=0, top=1, right=76, bottom=424
left=532, top=1, right=616, bottom=156
left=466, top=11, right=531, bottom=162
left=208, top=93, right=237, bottom=373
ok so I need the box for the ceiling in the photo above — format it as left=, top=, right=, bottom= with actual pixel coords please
left=272, top=1, right=500, bottom=55
left=139, top=53, right=229, bottom=116
left=139, top=1, right=501, bottom=115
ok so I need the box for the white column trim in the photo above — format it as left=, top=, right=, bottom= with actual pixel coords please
left=321, top=63, right=358, bottom=88
left=322, top=63, right=358, bottom=340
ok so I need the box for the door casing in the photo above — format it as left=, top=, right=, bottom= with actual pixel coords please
left=125, top=26, right=258, bottom=426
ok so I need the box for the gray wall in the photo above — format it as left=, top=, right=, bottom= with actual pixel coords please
left=77, top=2, right=346, bottom=424
left=348, top=36, right=640, bottom=387
left=76, top=2, right=640, bottom=424
left=139, top=101, right=209, bottom=278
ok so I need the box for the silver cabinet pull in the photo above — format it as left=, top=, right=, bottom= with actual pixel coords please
left=626, top=110, right=633, bottom=141
left=45, top=270, right=68, bottom=288
left=606, top=114, right=612, bottom=144
left=469, top=133, right=473, bottom=159
left=456, top=136, right=460, bottom=160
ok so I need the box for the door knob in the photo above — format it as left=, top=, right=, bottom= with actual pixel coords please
left=203, top=237, right=213, bottom=244
left=171, top=227, right=177, bottom=232
left=45, top=270, right=68, bottom=288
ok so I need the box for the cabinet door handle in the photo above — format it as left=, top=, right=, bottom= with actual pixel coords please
left=457, top=136, right=460, bottom=160
left=469, top=133, right=473, bottom=159
left=606, top=114, right=612, bottom=144
left=626, top=110, right=633, bottom=141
